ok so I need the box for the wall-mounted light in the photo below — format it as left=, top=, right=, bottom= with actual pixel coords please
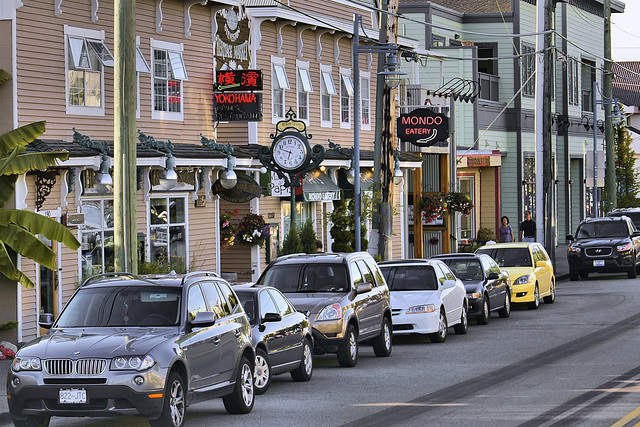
left=200, top=133, right=237, bottom=189
left=94, top=154, right=113, bottom=194
left=219, top=161, right=237, bottom=190
left=159, top=154, right=178, bottom=189
left=393, top=149, right=403, bottom=185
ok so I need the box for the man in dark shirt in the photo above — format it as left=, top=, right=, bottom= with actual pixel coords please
left=519, top=211, right=536, bottom=242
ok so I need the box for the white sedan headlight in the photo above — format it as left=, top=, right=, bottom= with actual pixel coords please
left=406, top=304, right=436, bottom=314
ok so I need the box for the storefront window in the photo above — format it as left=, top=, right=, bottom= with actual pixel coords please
left=150, top=196, right=187, bottom=271
left=80, top=198, right=115, bottom=276
left=282, top=201, right=313, bottom=237
left=458, top=178, right=475, bottom=240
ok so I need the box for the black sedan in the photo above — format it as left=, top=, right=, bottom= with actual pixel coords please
left=432, top=253, right=512, bottom=324
left=235, top=285, right=314, bottom=394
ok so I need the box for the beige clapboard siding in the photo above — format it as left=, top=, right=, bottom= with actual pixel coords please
left=188, top=201, right=218, bottom=271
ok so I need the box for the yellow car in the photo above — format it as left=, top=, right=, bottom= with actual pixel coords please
left=476, top=242, right=555, bottom=309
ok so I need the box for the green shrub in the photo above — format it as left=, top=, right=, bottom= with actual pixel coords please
left=300, top=219, right=318, bottom=254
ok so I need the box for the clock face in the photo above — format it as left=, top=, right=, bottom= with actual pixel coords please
left=273, top=134, right=308, bottom=171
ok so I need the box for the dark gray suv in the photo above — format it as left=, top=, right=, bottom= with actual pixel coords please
left=7, top=272, right=255, bottom=427
left=256, top=252, right=392, bottom=367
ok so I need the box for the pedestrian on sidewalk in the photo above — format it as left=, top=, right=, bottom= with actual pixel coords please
left=519, top=211, right=536, bottom=242
left=498, top=216, right=514, bottom=242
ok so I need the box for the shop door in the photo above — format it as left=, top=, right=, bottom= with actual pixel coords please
left=39, top=236, right=58, bottom=336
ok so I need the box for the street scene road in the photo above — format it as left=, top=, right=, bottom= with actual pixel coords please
left=5, top=273, right=640, bottom=427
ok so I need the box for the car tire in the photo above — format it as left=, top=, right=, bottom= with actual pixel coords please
left=253, top=348, right=271, bottom=395
left=628, top=262, right=637, bottom=279
left=543, top=281, right=556, bottom=304
left=291, top=337, right=313, bottom=382
left=579, top=272, right=589, bottom=279
left=149, top=371, right=186, bottom=427
left=454, top=304, right=468, bottom=334
left=223, top=355, right=255, bottom=414
left=429, top=309, right=448, bottom=343
left=372, top=316, right=393, bottom=357
left=12, top=416, right=51, bottom=427
left=498, top=292, right=511, bottom=318
left=477, top=296, right=490, bottom=325
left=527, top=285, right=540, bottom=310
left=569, top=270, right=579, bottom=281
left=337, top=324, right=359, bottom=367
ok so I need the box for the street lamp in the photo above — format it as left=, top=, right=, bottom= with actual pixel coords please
left=200, top=134, right=237, bottom=190
left=352, top=13, right=406, bottom=251
left=393, top=149, right=403, bottom=185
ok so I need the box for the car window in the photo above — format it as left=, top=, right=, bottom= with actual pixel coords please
left=433, top=264, right=448, bottom=285
left=439, top=263, right=457, bottom=281
left=485, top=257, right=502, bottom=275
left=300, top=263, right=349, bottom=292
left=217, top=281, right=238, bottom=313
left=349, top=262, right=364, bottom=288
left=381, top=266, right=438, bottom=291
left=269, top=289, right=295, bottom=316
left=259, top=264, right=302, bottom=292
left=235, top=292, right=256, bottom=325
left=259, top=289, right=279, bottom=319
left=536, top=246, right=549, bottom=261
left=443, top=259, right=483, bottom=281
left=199, top=282, right=226, bottom=318
left=381, top=266, right=394, bottom=284
left=187, top=285, right=208, bottom=321
left=364, top=257, right=385, bottom=287
left=477, top=247, right=532, bottom=268
left=577, top=221, right=628, bottom=238
left=531, top=247, right=541, bottom=263
left=356, top=260, right=376, bottom=284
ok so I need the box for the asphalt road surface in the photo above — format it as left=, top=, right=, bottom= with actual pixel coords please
left=4, top=272, right=640, bottom=427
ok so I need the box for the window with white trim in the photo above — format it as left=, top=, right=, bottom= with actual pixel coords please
left=149, top=196, right=188, bottom=272
left=65, top=25, right=113, bottom=116
left=320, top=64, right=336, bottom=127
left=360, top=72, right=371, bottom=130
left=340, top=68, right=353, bottom=129
left=80, top=198, right=114, bottom=276
left=297, top=60, right=312, bottom=122
left=151, top=39, right=188, bottom=121
left=272, top=56, right=290, bottom=122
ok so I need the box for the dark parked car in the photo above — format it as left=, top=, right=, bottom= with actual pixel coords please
left=7, top=272, right=255, bottom=427
left=608, top=207, right=640, bottom=229
left=432, top=253, right=512, bottom=324
left=256, top=252, right=392, bottom=367
left=234, top=286, right=314, bottom=395
left=567, top=216, right=640, bottom=280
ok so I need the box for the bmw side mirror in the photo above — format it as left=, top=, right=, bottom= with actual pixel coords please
left=262, top=312, right=282, bottom=323
left=190, top=311, right=217, bottom=327
left=38, top=313, right=54, bottom=329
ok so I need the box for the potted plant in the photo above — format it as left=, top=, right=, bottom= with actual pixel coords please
left=446, top=191, right=474, bottom=215
left=220, top=209, right=238, bottom=249
left=236, top=213, right=271, bottom=247
left=420, top=193, right=445, bottom=223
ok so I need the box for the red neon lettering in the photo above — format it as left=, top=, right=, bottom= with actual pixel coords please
left=401, top=116, right=442, bottom=126
left=215, top=93, right=258, bottom=104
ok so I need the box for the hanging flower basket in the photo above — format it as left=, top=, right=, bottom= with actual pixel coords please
left=236, top=213, right=271, bottom=247
left=420, top=193, right=445, bottom=223
left=446, top=191, right=474, bottom=215
left=220, top=209, right=238, bottom=250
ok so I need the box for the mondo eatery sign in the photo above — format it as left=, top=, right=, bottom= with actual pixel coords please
left=397, top=108, right=449, bottom=147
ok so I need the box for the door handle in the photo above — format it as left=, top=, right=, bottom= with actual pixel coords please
left=234, top=329, right=242, bottom=338
left=213, top=336, right=221, bottom=345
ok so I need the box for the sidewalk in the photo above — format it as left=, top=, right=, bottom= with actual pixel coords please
left=552, top=244, right=570, bottom=281
left=1, top=359, right=10, bottom=424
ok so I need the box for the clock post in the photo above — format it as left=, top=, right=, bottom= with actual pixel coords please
left=258, top=108, right=326, bottom=235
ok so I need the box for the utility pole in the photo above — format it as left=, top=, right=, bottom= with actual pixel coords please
left=114, top=0, right=138, bottom=273
left=543, top=0, right=555, bottom=265
left=604, top=0, right=615, bottom=211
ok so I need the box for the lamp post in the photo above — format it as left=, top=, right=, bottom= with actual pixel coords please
left=352, top=14, right=405, bottom=252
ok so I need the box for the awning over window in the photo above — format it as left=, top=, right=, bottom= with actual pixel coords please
left=295, top=170, right=341, bottom=202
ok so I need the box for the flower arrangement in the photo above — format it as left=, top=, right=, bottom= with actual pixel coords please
left=1, top=344, right=16, bottom=360
left=420, top=193, right=445, bottom=223
left=220, top=209, right=238, bottom=250
left=236, top=213, right=271, bottom=247
left=446, top=191, right=474, bottom=215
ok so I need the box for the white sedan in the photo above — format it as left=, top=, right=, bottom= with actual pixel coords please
left=379, top=259, right=468, bottom=343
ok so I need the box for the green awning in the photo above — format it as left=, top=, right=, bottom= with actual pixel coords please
left=295, top=170, right=341, bottom=202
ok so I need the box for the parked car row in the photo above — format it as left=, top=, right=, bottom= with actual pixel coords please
left=6, top=241, right=557, bottom=427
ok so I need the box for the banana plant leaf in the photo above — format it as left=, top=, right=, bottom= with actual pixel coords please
left=0, top=151, right=69, bottom=176
left=0, top=69, right=9, bottom=86
left=0, top=175, right=17, bottom=208
left=0, top=121, right=46, bottom=157
left=0, top=223, right=57, bottom=268
left=0, top=240, right=37, bottom=289
left=0, top=210, right=80, bottom=251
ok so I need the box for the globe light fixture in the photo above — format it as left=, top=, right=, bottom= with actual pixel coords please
left=94, top=155, right=113, bottom=194
left=159, top=155, right=178, bottom=189
left=219, top=168, right=237, bottom=189
left=347, top=168, right=356, bottom=185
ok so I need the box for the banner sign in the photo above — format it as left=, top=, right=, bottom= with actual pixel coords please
left=212, top=172, right=262, bottom=203
left=215, top=70, right=262, bottom=92
left=214, top=92, right=263, bottom=121
left=215, top=6, right=250, bottom=70
left=397, top=108, right=449, bottom=147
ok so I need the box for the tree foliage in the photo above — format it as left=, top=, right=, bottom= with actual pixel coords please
left=613, top=115, right=640, bottom=207
left=330, top=195, right=368, bottom=252
left=280, top=226, right=303, bottom=256
left=300, top=219, right=317, bottom=254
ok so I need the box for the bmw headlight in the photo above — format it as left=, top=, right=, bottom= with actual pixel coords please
left=12, top=357, right=42, bottom=372
left=514, top=274, right=533, bottom=285
left=316, top=303, right=342, bottom=321
left=468, top=291, right=483, bottom=299
left=568, top=246, right=581, bottom=253
left=406, top=304, right=436, bottom=314
left=617, top=243, right=633, bottom=252
left=110, top=354, right=156, bottom=371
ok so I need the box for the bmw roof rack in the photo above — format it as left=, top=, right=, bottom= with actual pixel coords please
left=180, top=271, right=220, bottom=286
left=80, top=272, right=142, bottom=287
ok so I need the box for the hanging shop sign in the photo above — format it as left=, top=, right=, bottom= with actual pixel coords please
left=215, top=6, right=250, bottom=71
left=215, top=70, right=263, bottom=92
left=466, top=156, right=491, bottom=167
left=212, top=172, right=262, bottom=203
left=213, top=92, right=263, bottom=121
left=397, top=108, right=449, bottom=147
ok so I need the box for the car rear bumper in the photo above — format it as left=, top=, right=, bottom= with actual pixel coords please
left=391, top=311, right=439, bottom=335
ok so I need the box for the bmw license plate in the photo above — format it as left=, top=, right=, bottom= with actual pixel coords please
left=59, top=388, right=87, bottom=404
left=593, top=260, right=605, bottom=267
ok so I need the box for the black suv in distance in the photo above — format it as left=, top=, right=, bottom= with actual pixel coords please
left=608, top=207, right=640, bottom=229
left=256, top=252, right=392, bottom=367
left=7, top=272, right=255, bottom=427
left=567, top=217, right=640, bottom=280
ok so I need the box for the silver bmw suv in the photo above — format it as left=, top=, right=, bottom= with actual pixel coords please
left=7, top=272, right=255, bottom=427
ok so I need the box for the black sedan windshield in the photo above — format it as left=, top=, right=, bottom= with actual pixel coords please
left=260, top=263, right=349, bottom=292
left=441, top=260, right=483, bottom=281
left=56, top=286, right=181, bottom=327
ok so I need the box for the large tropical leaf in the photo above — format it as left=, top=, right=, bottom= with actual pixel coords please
left=0, top=69, right=10, bottom=86
left=0, top=223, right=57, bottom=268
left=0, top=121, right=46, bottom=157
left=0, top=210, right=80, bottom=251
left=0, top=240, right=36, bottom=289
left=0, top=151, right=69, bottom=176
left=0, top=175, right=18, bottom=208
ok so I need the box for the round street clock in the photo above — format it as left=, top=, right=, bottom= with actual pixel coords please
left=272, top=131, right=310, bottom=172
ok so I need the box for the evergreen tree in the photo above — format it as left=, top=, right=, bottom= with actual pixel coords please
left=330, top=195, right=368, bottom=252
left=614, top=116, right=640, bottom=207
left=300, top=219, right=317, bottom=254
left=280, top=226, right=303, bottom=255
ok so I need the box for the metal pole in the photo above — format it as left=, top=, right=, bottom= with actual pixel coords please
left=353, top=15, right=362, bottom=252
left=290, top=174, right=296, bottom=235
left=114, top=0, right=137, bottom=273
left=449, top=96, right=457, bottom=252
left=604, top=0, right=615, bottom=211
left=593, top=81, right=599, bottom=217
left=534, top=0, right=544, bottom=242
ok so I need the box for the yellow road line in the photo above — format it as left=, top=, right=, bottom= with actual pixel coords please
left=611, top=405, right=640, bottom=427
